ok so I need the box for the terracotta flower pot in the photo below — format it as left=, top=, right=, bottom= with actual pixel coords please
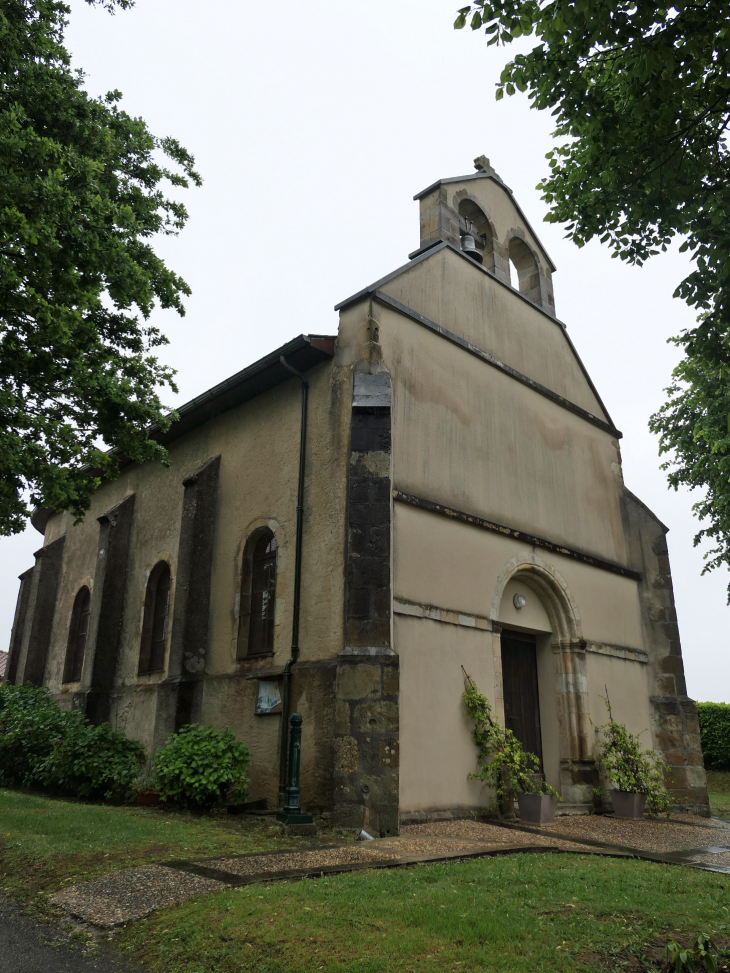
left=611, top=790, right=646, bottom=819
left=136, top=790, right=161, bottom=807
left=517, top=793, right=557, bottom=825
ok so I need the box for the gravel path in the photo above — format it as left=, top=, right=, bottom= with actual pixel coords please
left=398, top=819, right=597, bottom=854
left=532, top=814, right=730, bottom=853
left=49, top=866, right=223, bottom=927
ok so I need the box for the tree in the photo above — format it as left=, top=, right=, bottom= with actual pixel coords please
left=455, top=1, right=730, bottom=595
left=0, top=0, right=200, bottom=534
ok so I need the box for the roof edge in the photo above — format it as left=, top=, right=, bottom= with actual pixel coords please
left=336, top=241, right=566, bottom=332
left=334, top=242, right=618, bottom=431
left=334, top=242, right=450, bottom=311
left=622, top=486, right=670, bottom=534
left=50, top=334, right=337, bottom=508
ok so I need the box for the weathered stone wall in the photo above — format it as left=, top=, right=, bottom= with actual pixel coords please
left=14, top=536, right=65, bottom=686
left=333, top=361, right=400, bottom=835
left=200, top=661, right=337, bottom=815
left=23, top=357, right=350, bottom=816
left=621, top=490, right=708, bottom=814
left=333, top=656, right=399, bottom=836
left=84, top=495, right=136, bottom=725
left=5, top=567, right=34, bottom=686
left=154, top=455, right=221, bottom=749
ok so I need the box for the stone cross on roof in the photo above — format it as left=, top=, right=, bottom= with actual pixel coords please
left=473, top=155, right=502, bottom=181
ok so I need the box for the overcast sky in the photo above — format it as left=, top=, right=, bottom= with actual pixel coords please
left=2, top=0, right=727, bottom=701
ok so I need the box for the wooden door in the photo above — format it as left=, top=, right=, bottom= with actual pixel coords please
left=500, top=631, right=543, bottom=768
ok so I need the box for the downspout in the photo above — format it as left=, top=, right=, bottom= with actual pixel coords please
left=278, top=355, right=309, bottom=806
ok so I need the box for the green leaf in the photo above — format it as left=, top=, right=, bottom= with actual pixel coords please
left=454, top=9, right=468, bottom=29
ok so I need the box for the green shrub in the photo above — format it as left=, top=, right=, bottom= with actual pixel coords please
left=0, top=683, right=144, bottom=800
left=0, top=684, right=83, bottom=787
left=697, top=702, right=730, bottom=770
left=40, top=720, right=145, bottom=801
left=155, top=724, right=250, bottom=811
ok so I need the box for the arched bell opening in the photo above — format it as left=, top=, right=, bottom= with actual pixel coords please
left=508, top=236, right=542, bottom=305
left=457, top=198, right=496, bottom=271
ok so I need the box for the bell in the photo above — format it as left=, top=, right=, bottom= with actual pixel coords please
left=460, top=233, right=483, bottom=264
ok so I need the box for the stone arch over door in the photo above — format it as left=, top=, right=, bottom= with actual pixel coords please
left=491, top=553, right=595, bottom=803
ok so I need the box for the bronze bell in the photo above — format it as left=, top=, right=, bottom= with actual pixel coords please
left=460, top=232, right=483, bottom=264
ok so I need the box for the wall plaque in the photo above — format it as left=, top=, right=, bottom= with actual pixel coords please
left=255, top=679, right=282, bottom=715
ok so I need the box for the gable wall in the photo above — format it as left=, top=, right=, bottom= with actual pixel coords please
left=370, top=298, right=625, bottom=561
left=379, top=248, right=606, bottom=420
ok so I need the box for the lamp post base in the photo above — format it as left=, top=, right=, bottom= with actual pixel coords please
left=277, top=808, right=315, bottom=825
left=281, top=821, right=318, bottom=836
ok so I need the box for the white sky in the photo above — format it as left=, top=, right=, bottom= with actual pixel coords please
left=2, top=0, right=728, bottom=701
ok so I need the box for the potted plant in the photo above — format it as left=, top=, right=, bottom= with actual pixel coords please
left=595, top=695, right=670, bottom=819
left=462, top=669, right=560, bottom=824
left=132, top=760, right=160, bottom=807
left=517, top=776, right=560, bottom=825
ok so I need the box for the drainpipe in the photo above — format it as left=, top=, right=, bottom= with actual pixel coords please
left=278, top=354, right=309, bottom=806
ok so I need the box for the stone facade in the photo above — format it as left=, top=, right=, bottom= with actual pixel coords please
left=5, top=160, right=709, bottom=828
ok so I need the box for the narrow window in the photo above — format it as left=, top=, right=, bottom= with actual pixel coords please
left=139, top=563, right=171, bottom=675
left=63, top=587, right=91, bottom=683
left=247, top=531, right=277, bottom=656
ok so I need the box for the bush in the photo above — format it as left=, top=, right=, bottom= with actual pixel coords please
left=39, top=720, right=145, bottom=801
left=697, top=702, right=730, bottom=770
left=155, top=724, right=250, bottom=811
left=0, top=683, right=144, bottom=800
left=0, top=684, right=83, bottom=788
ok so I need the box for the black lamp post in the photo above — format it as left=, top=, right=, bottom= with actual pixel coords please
left=277, top=712, right=314, bottom=825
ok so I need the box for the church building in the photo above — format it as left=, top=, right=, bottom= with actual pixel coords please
left=5, top=158, right=709, bottom=832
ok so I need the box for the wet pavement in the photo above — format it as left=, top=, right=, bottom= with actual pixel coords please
left=0, top=897, right=142, bottom=973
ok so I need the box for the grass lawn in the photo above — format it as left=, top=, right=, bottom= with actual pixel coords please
left=0, top=787, right=334, bottom=908
left=707, top=770, right=730, bottom=820
left=4, top=788, right=730, bottom=973
left=115, top=853, right=730, bottom=973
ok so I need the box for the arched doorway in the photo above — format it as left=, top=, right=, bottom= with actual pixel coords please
left=497, top=577, right=558, bottom=790
left=491, top=556, right=595, bottom=804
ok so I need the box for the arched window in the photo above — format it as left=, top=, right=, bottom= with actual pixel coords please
left=238, top=529, right=278, bottom=658
left=63, top=586, right=90, bottom=683
left=139, top=562, right=171, bottom=675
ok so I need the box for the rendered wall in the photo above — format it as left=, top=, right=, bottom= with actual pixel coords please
left=393, top=502, right=655, bottom=812
left=369, top=301, right=625, bottom=563
left=381, top=249, right=600, bottom=417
